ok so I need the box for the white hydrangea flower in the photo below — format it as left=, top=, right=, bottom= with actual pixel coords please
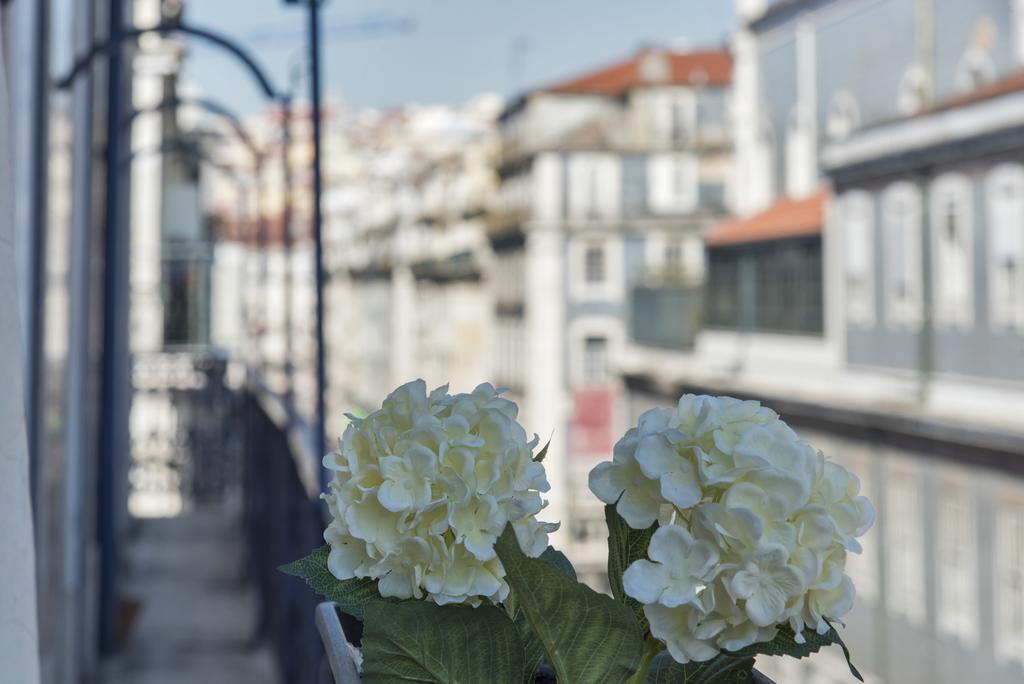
left=622, top=525, right=718, bottom=609
left=322, top=380, right=558, bottom=606
left=589, top=394, right=875, bottom=664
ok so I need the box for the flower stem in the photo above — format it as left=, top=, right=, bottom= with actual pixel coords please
left=628, top=637, right=665, bottom=684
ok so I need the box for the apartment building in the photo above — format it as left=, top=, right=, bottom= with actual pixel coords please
left=488, top=47, right=733, bottom=581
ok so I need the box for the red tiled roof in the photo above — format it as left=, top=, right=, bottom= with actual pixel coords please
left=707, top=190, right=828, bottom=247
left=923, top=70, right=1024, bottom=116
left=546, top=48, right=731, bottom=96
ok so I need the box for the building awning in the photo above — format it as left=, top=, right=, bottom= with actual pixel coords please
left=706, top=190, right=826, bottom=248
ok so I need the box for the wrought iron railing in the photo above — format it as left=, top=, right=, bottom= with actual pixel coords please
left=242, top=381, right=342, bottom=683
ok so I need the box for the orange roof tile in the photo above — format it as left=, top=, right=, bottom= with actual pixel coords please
left=707, top=190, right=827, bottom=247
left=923, top=70, right=1024, bottom=115
left=546, top=48, right=731, bottom=96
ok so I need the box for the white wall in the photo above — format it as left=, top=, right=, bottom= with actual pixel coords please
left=0, top=16, right=41, bottom=681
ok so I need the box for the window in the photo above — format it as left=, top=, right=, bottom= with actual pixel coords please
left=936, top=483, right=978, bottom=646
left=587, top=163, right=600, bottom=218
left=647, top=153, right=697, bottom=214
left=843, top=191, right=875, bottom=327
left=664, top=241, right=684, bottom=273
left=670, top=97, right=688, bottom=144
left=568, top=154, right=620, bottom=220
left=931, top=174, right=974, bottom=330
left=162, top=260, right=210, bottom=346
left=584, top=244, right=605, bottom=284
left=885, top=462, right=926, bottom=626
left=756, top=238, right=823, bottom=334
left=582, top=335, right=608, bottom=384
left=987, top=164, right=1024, bottom=331
left=656, top=90, right=693, bottom=146
left=706, top=237, right=823, bottom=335
left=995, top=501, right=1024, bottom=666
left=841, top=451, right=878, bottom=602
left=882, top=183, right=922, bottom=328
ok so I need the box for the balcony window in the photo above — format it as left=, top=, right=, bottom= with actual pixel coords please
left=664, top=241, right=683, bottom=274
left=987, top=164, right=1024, bottom=331
left=843, top=191, right=875, bottom=327
left=885, top=462, right=926, bottom=626
left=162, top=259, right=210, bottom=347
left=582, top=335, right=608, bottom=384
left=841, top=451, right=878, bottom=602
left=584, top=244, right=606, bottom=284
left=931, top=174, right=975, bottom=330
left=571, top=237, right=622, bottom=302
left=882, top=182, right=923, bottom=329
left=647, top=153, right=697, bottom=214
left=996, top=502, right=1024, bottom=666
left=936, top=483, right=978, bottom=646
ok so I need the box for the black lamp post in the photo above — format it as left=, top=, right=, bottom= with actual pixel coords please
left=284, top=0, right=328, bottom=479
left=54, top=15, right=289, bottom=655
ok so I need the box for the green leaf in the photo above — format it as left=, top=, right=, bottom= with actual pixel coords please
left=279, top=545, right=391, bottom=620
left=533, top=436, right=552, bottom=463
left=361, top=601, right=524, bottom=684
left=605, top=504, right=658, bottom=634
left=538, top=546, right=577, bottom=580
left=647, top=652, right=755, bottom=684
left=496, top=525, right=644, bottom=683
left=507, top=545, right=578, bottom=682
left=730, top=623, right=863, bottom=682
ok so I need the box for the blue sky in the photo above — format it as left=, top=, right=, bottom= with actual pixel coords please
left=181, top=0, right=734, bottom=114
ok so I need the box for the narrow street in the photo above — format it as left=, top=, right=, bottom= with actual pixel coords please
left=103, top=508, right=277, bottom=684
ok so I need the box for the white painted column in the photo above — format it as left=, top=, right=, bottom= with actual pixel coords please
left=0, top=17, right=41, bottom=684
left=390, top=262, right=416, bottom=387
left=524, top=226, right=568, bottom=545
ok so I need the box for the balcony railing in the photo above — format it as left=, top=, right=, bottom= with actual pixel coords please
left=630, top=285, right=701, bottom=350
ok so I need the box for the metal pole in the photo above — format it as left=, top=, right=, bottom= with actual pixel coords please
left=308, top=0, right=328, bottom=477
left=97, top=0, right=125, bottom=655
left=256, top=153, right=268, bottom=374
left=26, top=0, right=51, bottom=519
left=281, top=98, right=295, bottom=407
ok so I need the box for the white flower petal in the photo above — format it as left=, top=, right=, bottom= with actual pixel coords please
left=588, top=461, right=626, bottom=504
left=623, top=559, right=671, bottom=604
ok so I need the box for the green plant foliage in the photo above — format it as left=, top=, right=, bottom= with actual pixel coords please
left=279, top=545, right=391, bottom=620
left=533, top=437, right=551, bottom=463
left=646, top=652, right=756, bottom=684
left=538, top=546, right=577, bottom=579
left=506, top=545, right=578, bottom=682
left=496, top=525, right=645, bottom=683
left=605, top=504, right=658, bottom=634
left=730, top=622, right=863, bottom=682
left=361, top=601, right=524, bottom=684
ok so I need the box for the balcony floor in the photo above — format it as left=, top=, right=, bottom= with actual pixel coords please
left=103, top=506, right=277, bottom=684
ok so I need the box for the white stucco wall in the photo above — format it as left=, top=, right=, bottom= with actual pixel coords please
left=0, top=17, right=41, bottom=683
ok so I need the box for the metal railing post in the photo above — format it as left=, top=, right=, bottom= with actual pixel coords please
left=308, top=0, right=328, bottom=476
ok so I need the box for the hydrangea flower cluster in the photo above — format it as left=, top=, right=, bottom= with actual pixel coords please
left=589, top=395, right=875, bottom=665
left=322, top=380, right=558, bottom=606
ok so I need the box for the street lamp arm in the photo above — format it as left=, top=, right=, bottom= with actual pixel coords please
left=120, top=137, right=254, bottom=175
left=54, top=23, right=283, bottom=101
left=127, top=96, right=262, bottom=161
